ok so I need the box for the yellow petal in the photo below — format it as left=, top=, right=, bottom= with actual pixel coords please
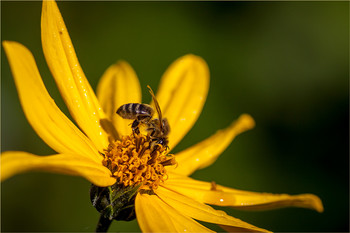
left=41, top=0, right=109, bottom=151
left=3, top=41, right=100, bottom=163
left=169, top=114, right=255, bottom=176
left=97, top=61, right=141, bottom=138
left=135, top=192, right=213, bottom=232
left=155, top=54, right=209, bottom=150
left=156, top=186, right=271, bottom=233
left=1, top=151, right=116, bottom=187
left=165, top=174, right=324, bottom=213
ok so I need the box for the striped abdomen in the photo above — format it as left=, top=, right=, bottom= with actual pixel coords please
left=116, top=103, right=154, bottom=120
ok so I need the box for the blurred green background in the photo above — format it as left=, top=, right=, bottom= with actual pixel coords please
left=1, top=1, right=348, bottom=232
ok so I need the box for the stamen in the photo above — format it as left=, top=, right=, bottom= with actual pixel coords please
left=102, top=134, right=175, bottom=190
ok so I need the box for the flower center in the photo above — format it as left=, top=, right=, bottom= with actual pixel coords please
left=102, top=134, right=176, bottom=190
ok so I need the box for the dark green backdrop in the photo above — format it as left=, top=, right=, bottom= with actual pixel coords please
left=1, top=1, right=348, bottom=232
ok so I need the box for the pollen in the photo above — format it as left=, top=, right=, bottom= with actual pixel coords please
left=102, top=134, right=176, bottom=190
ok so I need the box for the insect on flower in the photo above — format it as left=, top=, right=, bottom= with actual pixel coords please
left=116, top=85, right=170, bottom=150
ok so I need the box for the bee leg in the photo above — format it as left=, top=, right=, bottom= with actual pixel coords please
left=133, top=127, right=140, bottom=135
left=149, top=140, right=160, bottom=154
left=131, top=120, right=140, bottom=135
left=146, top=127, right=156, bottom=137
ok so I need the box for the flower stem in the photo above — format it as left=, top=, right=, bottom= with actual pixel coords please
left=96, top=214, right=112, bottom=232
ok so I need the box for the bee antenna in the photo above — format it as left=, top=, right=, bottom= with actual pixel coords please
left=147, top=85, right=163, bottom=130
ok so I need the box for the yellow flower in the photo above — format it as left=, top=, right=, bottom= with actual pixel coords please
left=1, top=0, right=323, bottom=232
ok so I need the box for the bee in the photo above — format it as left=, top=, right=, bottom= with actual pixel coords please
left=116, top=86, right=170, bottom=149
left=116, top=103, right=154, bottom=135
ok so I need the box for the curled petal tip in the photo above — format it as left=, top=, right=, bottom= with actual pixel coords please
left=239, top=113, right=255, bottom=128
left=285, top=193, right=324, bottom=213
left=305, top=194, right=324, bottom=213
left=232, top=114, right=255, bottom=135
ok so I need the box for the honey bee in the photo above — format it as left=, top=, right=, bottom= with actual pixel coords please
left=116, top=86, right=170, bottom=149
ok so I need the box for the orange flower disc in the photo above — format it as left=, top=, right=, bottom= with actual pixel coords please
left=102, top=134, right=176, bottom=190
